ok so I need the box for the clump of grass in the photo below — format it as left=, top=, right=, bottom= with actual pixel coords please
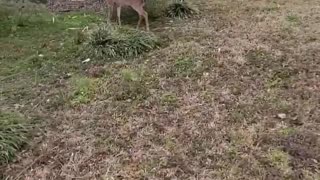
left=267, top=148, right=292, bottom=174
left=115, top=69, right=150, bottom=101
left=166, top=0, right=197, bottom=19
left=82, top=24, right=159, bottom=60
left=161, top=92, right=178, bottom=107
left=70, top=77, right=99, bottom=105
left=169, top=57, right=197, bottom=77
left=0, top=111, right=31, bottom=164
left=286, top=15, right=300, bottom=23
left=278, top=127, right=296, bottom=137
left=267, top=69, right=293, bottom=88
left=74, top=30, right=87, bottom=45
left=108, top=68, right=158, bottom=101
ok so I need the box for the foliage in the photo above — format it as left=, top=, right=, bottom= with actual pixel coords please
left=113, top=69, right=152, bottom=101
left=166, top=0, right=196, bottom=19
left=0, top=111, right=31, bottom=164
left=70, top=77, right=99, bottom=105
left=82, top=24, right=159, bottom=60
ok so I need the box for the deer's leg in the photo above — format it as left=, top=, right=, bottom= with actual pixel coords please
left=106, top=5, right=113, bottom=23
left=112, top=5, right=117, bottom=21
left=117, top=6, right=122, bottom=26
left=137, top=15, right=142, bottom=29
left=143, top=11, right=149, bottom=31
left=132, top=6, right=150, bottom=31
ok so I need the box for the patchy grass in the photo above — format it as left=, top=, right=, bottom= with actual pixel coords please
left=172, top=57, right=196, bottom=77
left=69, top=76, right=99, bottom=105
left=110, top=68, right=158, bottom=101
left=278, top=127, right=297, bottom=137
left=267, top=148, right=292, bottom=175
left=286, top=14, right=300, bottom=23
left=1, top=0, right=320, bottom=179
left=0, top=2, right=103, bottom=170
left=161, top=92, right=178, bottom=107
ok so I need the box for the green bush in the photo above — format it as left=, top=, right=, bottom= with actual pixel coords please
left=82, top=24, right=159, bottom=61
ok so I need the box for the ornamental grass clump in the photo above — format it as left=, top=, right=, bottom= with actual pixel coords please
left=83, top=24, right=159, bottom=61
left=166, top=0, right=196, bottom=19
left=0, top=111, right=31, bottom=164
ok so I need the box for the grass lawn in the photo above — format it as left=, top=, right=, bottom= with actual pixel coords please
left=1, top=0, right=320, bottom=179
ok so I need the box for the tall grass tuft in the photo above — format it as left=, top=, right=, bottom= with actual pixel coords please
left=166, top=0, right=197, bottom=19
left=82, top=24, right=159, bottom=61
left=0, top=111, right=31, bottom=164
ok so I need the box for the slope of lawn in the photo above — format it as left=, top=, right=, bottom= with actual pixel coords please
left=0, top=2, right=103, bottom=175
left=1, top=0, right=320, bottom=179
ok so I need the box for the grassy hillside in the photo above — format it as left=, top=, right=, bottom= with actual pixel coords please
left=0, top=2, right=103, bottom=170
left=1, top=0, right=320, bottom=179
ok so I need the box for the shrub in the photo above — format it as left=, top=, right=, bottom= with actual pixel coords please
left=82, top=24, right=159, bottom=61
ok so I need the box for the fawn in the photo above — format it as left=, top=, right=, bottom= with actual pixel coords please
left=105, top=0, right=150, bottom=31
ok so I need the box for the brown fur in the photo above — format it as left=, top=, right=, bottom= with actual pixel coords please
left=105, top=0, right=149, bottom=31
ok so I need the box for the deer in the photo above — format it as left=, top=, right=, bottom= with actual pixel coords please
left=105, top=0, right=150, bottom=31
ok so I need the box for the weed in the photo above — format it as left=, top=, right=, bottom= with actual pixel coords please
left=164, top=137, right=177, bottom=151
left=170, top=57, right=196, bottom=77
left=267, top=149, right=292, bottom=174
left=0, top=111, right=31, bottom=164
left=112, top=68, right=157, bottom=101
left=262, top=1, right=280, bottom=12
left=70, top=77, right=99, bottom=105
left=246, top=49, right=273, bottom=69
left=116, top=72, right=146, bottom=100
left=161, top=92, right=178, bottom=107
left=286, top=15, right=300, bottom=23
left=278, top=127, right=296, bottom=137
left=121, top=69, right=140, bottom=82
left=267, top=71, right=290, bottom=88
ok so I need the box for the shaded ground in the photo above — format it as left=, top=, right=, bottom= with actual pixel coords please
left=1, top=0, right=320, bottom=179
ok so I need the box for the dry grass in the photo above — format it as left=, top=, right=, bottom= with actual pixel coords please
left=1, top=0, right=320, bottom=179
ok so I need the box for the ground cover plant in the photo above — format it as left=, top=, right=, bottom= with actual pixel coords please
left=166, top=0, right=197, bottom=18
left=0, top=111, right=31, bottom=165
left=82, top=24, right=159, bottom=60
